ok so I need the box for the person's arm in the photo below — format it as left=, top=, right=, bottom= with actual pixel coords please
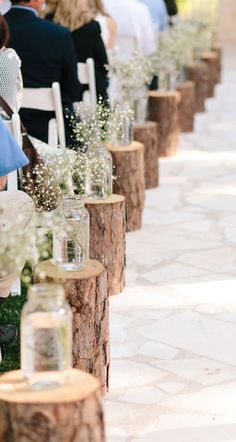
left=0, top=176, right=7, bottom=190
left=61, top=29, right=83, bottom=102
left=106, top=15, right=117, bottom=50
left=0, top=118, right=29, bottom=178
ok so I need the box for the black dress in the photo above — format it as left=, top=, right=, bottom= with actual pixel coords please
left=5, top=8, right=82, bottom=143
left=47, top=15, right=109, bottom=102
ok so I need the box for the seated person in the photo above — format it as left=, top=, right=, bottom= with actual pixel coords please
left=45, top=0, right=109, bottom=102
left=103, top=0, right=156, bottom=55
left=0, top=117, right=29, bottom=350
left=5, top=0, right=82, bottom=144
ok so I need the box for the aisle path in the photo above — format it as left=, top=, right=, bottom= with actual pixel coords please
left=105, top=45, right=236, bottom=442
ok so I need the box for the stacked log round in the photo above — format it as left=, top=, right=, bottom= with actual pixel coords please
left=108, top=142, right=145, bottom=232
left=176, top=81, right=196, bottom=133
left=85, top=195, right=126, bottom=296
left=35, top=259, right=109, bottom=393
left=133, top=121, right=159, bottom=189
left=0, top=369, right=106, bottom=442
left=201, top=52, right=218, bottom=97
left=148, top=91, right=181, bottom=157
left=186, top=62, right=210, bottom=112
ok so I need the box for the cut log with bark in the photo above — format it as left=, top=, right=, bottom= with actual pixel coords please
left=85, top=195, right=126, bottom=296
left=108, top=142, right=145, bottom=232
left=0, top=369, right=106, bottom=442
left=176, top=81, right=196, bottom=133
left=201, top=51, right=218, bottom=97
left=133, top=121, right=159, bottom=189
left=212, top=46, right=222, bottom=83
left=148, top=91, right=181, bottom=157
left=35, top=259, right=109, bottom=393
left=186, top=62, right=209, bottom=112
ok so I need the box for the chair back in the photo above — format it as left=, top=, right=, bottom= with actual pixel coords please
left=21, top=82, right=66, bottom=149
left=77, top=58, right=97, bottom=111
left=3, top=114, right=22, bottom=192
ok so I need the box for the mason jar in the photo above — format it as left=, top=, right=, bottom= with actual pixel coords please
left=85, top=145, right=113, bottom=199
left=21, top=284, right=72, bottom=389
left=53, top=196, right=89, bottom=271
left=109, top=103, right=133, bottom=147
left=133, top=88, right=148, bottom=124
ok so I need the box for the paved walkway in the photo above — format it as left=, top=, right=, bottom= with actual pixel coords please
left=105, top=44, right=236, bottom=442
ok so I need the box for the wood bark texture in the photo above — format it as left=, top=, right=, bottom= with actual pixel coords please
left=35, top=260, right=109, bottom=393
left=133, top=121, right=159, bottom=189
left=201, top=52, right=218, bottom=97
left=0, top=369, right=106, bottom=442
left=176, top=81, right=196, bottom=133
left=85, top=195, right=126, bottom=296
left=148, top=91, right=181, bottom=157
left=213, top=46, right=222, bottom=83
left=108, top=143, right=145, bottom=232
left=186, top=62, right=209, bottom=112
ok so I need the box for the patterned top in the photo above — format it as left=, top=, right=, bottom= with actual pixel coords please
left=0, top=47, right=23, bottom=116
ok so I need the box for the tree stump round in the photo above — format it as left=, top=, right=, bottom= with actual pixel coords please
left=176, top=81, right=196, bottom=133
left=85, top=195, right=126, bottom=296
left=212, top=46, right=222, bottom=84
left=108, top=142, right=145, bottom=232
left=201, top=52, right=218, bottom=97
left=0, top=369, right=105, bottom=442
left=133, top=121, right=159, bottom=189
left=148, top=91, right=181, bottom=157
left=35, top=259, right=109, bottom=393
left=186, top=62, right=209, bottom=112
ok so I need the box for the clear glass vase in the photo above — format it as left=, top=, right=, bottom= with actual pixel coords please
left=158, top=71, right=177, bottom=91
left=109, top=102, right=133, bottom=147
left=21, top=284, right=72, bottom=389
left=85, top=145, right=113, bottom=199
left=133, top=88, right=148, bottom=124
left=53, top=196, right=89, bottom=271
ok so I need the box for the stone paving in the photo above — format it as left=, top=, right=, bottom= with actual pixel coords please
left=105, top=44, right=236, bottom=442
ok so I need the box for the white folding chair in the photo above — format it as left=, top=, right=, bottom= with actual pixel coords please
left=77, top=58, right=97, bottom=111
left=3, top=114, right=23, bottom=295
left=21, top=82, right=66, bottom=149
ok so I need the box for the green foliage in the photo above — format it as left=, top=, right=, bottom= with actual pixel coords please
left=0, top=288, right=27, bottom=374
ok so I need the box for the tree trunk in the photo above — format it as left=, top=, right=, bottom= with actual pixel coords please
left=133, top=121, right=159, bottom=189
left=148, top=91, right=181, bottom=157
left=35, top=259, right=109, bottom=393
left=0, top=369, right=106, bottom=442
left=201, top=51, right=218, bottom=97
left=176, top=81, right=196, bottom=133
left=186, top=62, right=209, bottom=112
left=212, top=46, right=222, bottom=83
left=108, top=142, right=145, bottom=232
left=85, top=195, right=126, bottom=296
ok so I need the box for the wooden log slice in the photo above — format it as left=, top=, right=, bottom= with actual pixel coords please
left=186, top=62, right=209, bottom=112
left=148, top=91, right=181, bottom=157
left=108, top=142, right=145, bottom=232
left=133, top=121, right=159, bottom=189
left=212, top=46, right=222, bottom=83
left=0, top=369, right=105, bottom=442
left=201, top=52, right=218, bottom=97
left=84, top=195, right=126, bottom=296
left=35, top=259, right=109, bottom=393
left=176, top=81, right=196, bottom=133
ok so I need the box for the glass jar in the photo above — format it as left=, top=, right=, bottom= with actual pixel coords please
left=109, top=102, right=133, bottom=147
left=158, top=71, right=177, bottom=92
left=133, top=88, right=148, bottom=124
left=53, top=196, right=89, bottom=271
left=85, top=145, right=113, bottom=199
left=21, top=284, right=72, bottom=389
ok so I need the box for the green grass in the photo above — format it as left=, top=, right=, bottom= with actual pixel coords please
left=0, top=287, right=27, bottom=374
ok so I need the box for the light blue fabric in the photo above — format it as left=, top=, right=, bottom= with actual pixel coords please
left=0, top=118, right=29, bottom=177
left=139, top=0, right=168, bottom=31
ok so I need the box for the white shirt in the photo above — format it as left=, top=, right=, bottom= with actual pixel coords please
left=103, top=0, right=156, bottom=54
